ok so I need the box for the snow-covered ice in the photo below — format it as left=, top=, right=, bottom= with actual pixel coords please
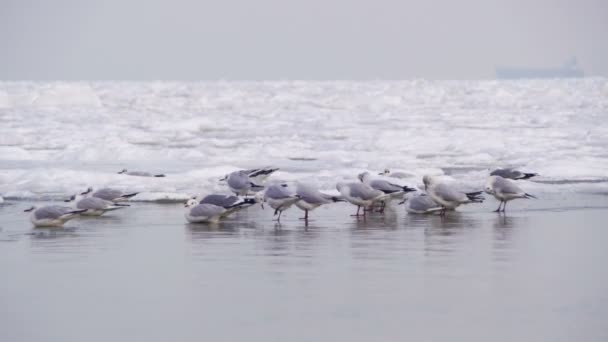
left=1, top=79, right=607, bottom=201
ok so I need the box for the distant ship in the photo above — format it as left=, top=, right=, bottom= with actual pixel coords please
left=496, top=57, right=584, bottom=79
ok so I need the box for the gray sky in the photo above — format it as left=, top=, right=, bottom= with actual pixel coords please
left=1, top=0, right=607, bottom=80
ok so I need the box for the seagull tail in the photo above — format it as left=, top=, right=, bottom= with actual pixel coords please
left=122, top=192, right=139, bottom=199
left=402, top=186, right=417, bottom=193
left=521, top=173, right=537, bottom=180
left=68, top=209, right=88, bottom=215
left=466, top=191, right=485, bottom=203
left=250, top=183, right=265, bottom=192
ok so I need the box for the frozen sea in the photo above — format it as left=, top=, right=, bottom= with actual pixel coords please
left=1, top=79, right=608, bottom=200
left=1, top=80, right=608, bottom=341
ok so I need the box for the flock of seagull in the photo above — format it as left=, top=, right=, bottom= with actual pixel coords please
left=21, top=166, right=538, bottom=227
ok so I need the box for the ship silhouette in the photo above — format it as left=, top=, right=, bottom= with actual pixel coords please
left=496, top=57, right=584, bottom=79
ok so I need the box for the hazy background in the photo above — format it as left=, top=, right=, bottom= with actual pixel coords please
left=1, top=0, right=607, bottom=80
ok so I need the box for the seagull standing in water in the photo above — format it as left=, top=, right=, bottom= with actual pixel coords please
left=259, top=184, right=301, bottom=223
left=485, top=175, right=536, bottom=212
left=24, top=205, right=86, bottom=227
left=184, top=199, right=229, bottom=223
left=336, top=182, right=391, bottom=217
left=422, top=175, right=484, bottom=215
left=358, top=171, right=417, bottom=211
left=198, top=194, right=258, bottom=217
left=294, top=183, right=344, bottom=221
left=65, top=193, right=128, bottom=216
left=401, top=194, right=444, bottom=214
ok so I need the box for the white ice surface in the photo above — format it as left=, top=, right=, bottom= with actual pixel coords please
left=1, top=80, right=607, bottom=201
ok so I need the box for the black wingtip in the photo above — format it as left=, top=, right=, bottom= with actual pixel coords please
left=522, top=173, right=537, bottom=180
left=154, top=174, right=166, bottom=178
left=403, top=186, right=417, bottom=192
left=466, top=191, right=485, bottom=202
left=123, top=192, right=139, bottom=198
left=524, top=193, right=537, bottom=199
left=69, top=209, right=88, bottom=215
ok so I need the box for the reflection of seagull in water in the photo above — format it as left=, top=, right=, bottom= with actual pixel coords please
left=118, top=169, right=165, bottom=177
left=490, top=168, right=537, bottom=180
left=485, top=175, right=536, bottom=212
left=422, top=175, right=484, bottom=215
left=24, top=205, right=86, bottom=227
left=294, top=183, right=344, bottom=221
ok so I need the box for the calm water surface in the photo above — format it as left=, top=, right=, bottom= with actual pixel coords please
left=1, top=200, right=607, bottom=341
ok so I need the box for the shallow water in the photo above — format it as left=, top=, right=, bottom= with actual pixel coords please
left=1, top=197, right=608, bottom=341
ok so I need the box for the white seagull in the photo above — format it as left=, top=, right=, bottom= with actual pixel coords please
left=24, top=205, right=86, bottom=227
left=184, top=199, right=228, bottom=223
left=225, top=171, right=265, bottom=196
left=336, top=182, right=391, bottom=217
left=65, top=193, right=128, bottom=216
left=118, top=169, right=165, bottom=177
left=484, top=175, right=536, bottom=212
left=259, top=184, right=301, bottom=223
left=294, top=183, right=344, bottom=221
left=490, top=168, right=537, bottom=180
left=422, top=175, right=484, bottom=215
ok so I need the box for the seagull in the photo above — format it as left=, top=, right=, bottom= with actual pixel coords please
left=422, top=175, right=484, bottom=215
left=65, top=194, right=128, bottom=216
left=24, top=205, right=86, bottom=227
left=220, top=166, right=279, bottom=183
left=358, top=171, right=417, bottom=212
left=485, top=175, right=536, bottom=212
left=81, top=187, right=139, bottom=203
left=401, top=193, right=444, bottom=214
left=378, top=168, right=415, bottom=179
left=259, top=184, right=301, bottom=222
left=490, top=168, right=537, bottom=180
left=184, top=199, right=228, bottom=223
left=118, top=169, right=165, bottom=177
left=336, top=182, right=391, bottom=217
left=294, top=183, right=344, bottom=221
left=241, top=166, right=280, bottom=183
left=198, top=194, right=258, bottom=217
left=225, top=171, right=265, bottom=196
